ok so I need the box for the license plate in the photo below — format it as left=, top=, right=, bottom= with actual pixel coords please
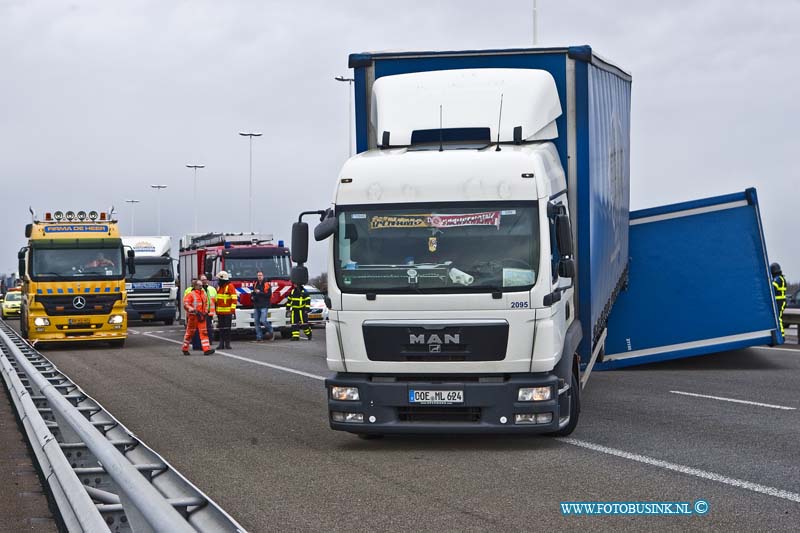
left=141, top=313, right=154, bottom=319
left=68, top=318, right=90, bottom=326
left=409, top=390, right=464, bottom=404
left=308, top=313, right=322, bottom=320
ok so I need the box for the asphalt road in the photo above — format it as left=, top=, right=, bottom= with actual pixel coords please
left=10, top=322, right=800, bottom=531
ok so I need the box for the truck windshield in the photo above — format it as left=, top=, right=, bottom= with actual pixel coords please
left=130, top=260, right=174, bottom=282
left=225, top=256, right=291, bottom=280
left=31, top=247, right=125, bottom=281
left=335, top=202, right=539, bottom=292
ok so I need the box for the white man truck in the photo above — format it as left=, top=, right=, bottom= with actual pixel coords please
left=122, top=236, right=177, bottom=325
left=292, top=46, right=781, bottom=436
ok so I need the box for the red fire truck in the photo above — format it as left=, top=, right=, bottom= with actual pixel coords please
left=178, top=233, right=293, bottom=338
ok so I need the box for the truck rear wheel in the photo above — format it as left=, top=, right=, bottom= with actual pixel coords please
left=548, top=371, right=580, bottom=437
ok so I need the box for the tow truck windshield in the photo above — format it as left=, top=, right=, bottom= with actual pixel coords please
left=335, top=202, right=539, bottom=293
left=30, top=245, right=125, bottom=281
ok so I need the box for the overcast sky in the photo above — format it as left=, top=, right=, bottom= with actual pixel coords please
left=1, top=0, right=798, bottom=280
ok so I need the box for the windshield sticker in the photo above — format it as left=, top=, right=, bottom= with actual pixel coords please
left=428, top=237, right=438, bottom=252
left=351, top=213, right=367, bottom=219
left=370, top=211, right=502, bottom=230
left=502, top=268, right=535, bottom=287
left=501, top=210, right=517, bottom=216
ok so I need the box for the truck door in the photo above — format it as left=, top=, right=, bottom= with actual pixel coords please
left=600, top=188, right=779, bottom=369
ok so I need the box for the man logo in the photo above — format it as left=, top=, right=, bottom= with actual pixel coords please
left=409, top=333, right=460, bottom=353
left=72, top=296, right=87, bottom=310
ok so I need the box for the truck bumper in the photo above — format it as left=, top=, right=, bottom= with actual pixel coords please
left=326, top=373, right=568, bottom=435
left=231, top=308, right=288, bottom=331
left=126, top=305, right=175, bottom=322
left=27, top=315, right=127, bottom=343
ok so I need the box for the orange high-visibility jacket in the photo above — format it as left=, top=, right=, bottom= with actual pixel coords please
left=183, top=289, right=208, bottom=315
left=215, top=282, right=238, bottom=315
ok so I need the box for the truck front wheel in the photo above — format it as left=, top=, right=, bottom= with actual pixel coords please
left=548, top=371, right=580, bottom=437
left=20, top=311, right=29, bottom=339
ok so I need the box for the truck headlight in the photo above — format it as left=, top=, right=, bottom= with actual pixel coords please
left=518, top=386, right=552, bottom=402
left=331, top=411, right=364, bottom=423
left=33, top=317, right=50, bottom=326
left=331, top=386, right=360, bottom=401
left=108, top=315, right=124, bottom=324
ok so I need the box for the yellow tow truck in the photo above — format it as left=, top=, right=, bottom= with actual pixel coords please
left=18, top=209, right=135, bottom=346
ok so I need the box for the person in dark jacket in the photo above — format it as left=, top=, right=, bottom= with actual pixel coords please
left=252, top=271, right=274, bottom=341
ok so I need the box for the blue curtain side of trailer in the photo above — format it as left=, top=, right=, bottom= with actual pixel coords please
left=578, top=63, right=632, bottom=360
left=600, top=190, right=778, bottom=369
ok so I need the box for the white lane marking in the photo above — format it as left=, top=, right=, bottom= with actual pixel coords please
left=558, top=437, right=800, bottom=504
left=141, top=330, right=800, bottom=503
left=143, top=332, right=325, bottom=382
left=670, top=390, right=796, bottom=411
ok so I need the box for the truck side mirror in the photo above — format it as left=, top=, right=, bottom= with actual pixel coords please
left=291, top=265, right=309, bottom=285
left=314, top=216, right=337, bottom=241
left=17, top=248, right=26, bottom=278
left=555, top=214, right=573, bottom=258
left=558, top=258, right=575, bottom=279
left=24, top=224, right=32, bottom=238
left=292, top=222, right=309, bottom=263
left=126, top=249, right=136, bottom=275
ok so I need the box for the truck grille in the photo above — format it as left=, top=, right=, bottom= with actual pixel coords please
left=363, top=322, right=509, bottom=362
left=37, top=294, right=122, bottom=316
left=397, top=406, right=481, bottom=423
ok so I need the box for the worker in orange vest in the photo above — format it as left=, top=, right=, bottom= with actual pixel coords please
left=215, top=270, right=238, bottom=350
left=182, top=279, right=215, bottom=356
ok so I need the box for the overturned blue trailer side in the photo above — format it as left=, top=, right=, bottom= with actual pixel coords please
left=599, top=188, right=780, bottom=369
left=349, top=45, right=631, bottom=364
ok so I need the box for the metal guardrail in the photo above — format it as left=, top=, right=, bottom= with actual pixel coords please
left=0, top=320, right=247, bottom=533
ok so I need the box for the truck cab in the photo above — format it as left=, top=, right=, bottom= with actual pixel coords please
left=123, top=236, right=177, bottom=325
left=19, top=210, right=135, bottom=346
left=321, top=142, right=579, bottom=434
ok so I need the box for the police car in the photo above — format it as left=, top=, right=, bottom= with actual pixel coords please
left=305, top=286, right=329, bottom=326
left=1, top=290, right=22, bottom=319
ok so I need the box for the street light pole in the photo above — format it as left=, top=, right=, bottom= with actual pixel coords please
left=150, top=185, right=168, bottom=234
left=185, top=164, right=205, bottom=233
left=124, top=199, right=140, bottom=233
left=238, top=132, right=262, bottom=232
left=335, top=76, right=355, bottom=158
